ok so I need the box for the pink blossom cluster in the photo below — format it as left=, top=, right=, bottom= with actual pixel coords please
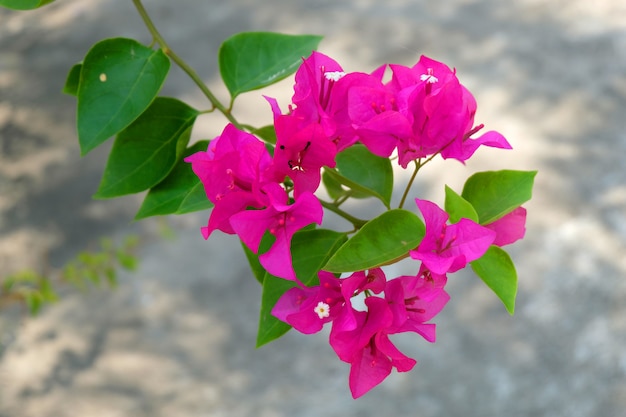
left=186, top=51, right=524, bottom=397
left=273, top=199, right=525, bottom=397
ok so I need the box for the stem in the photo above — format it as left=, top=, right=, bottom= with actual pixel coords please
left=131, top=0, right=242, bottom=129
left=398, top=159, right=421, bottom=209
left=319, top=199, right=367, bottom=229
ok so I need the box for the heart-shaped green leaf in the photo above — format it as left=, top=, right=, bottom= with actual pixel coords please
left=462, top=170, right=537, bottom=224
left=256, top=229, right=346, bottom=347
left=219, top=32, right=322, bottom=99
left=324, top=209, right=425, bottom=273
left=77, top=38, right=170, bottom=154
left=135, top=140, right=212, bottom=219
left=95, top=97, right=199, bottom=198
left=470, top=245, right=518, bottom=314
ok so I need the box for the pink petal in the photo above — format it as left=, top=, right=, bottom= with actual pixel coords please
left=349, top=346, right=392, bottom=399
left=485, top=206, right=527, bottom=246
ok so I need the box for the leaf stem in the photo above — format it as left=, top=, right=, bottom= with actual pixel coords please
left=131, top=0, right=242, bottom=129
left=398, top=159, right=421, bottom=209
left=319, top=199, right=367, bottom=229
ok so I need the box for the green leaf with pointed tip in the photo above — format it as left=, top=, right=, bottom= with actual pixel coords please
left=444, top=185, right=478, bottom=223
left=77, top=38, right=170, bottom=154
left=324, top=209, right=425, bottom=273
left=63, top=63, right=82, bottom=96
left=0, top=0, right=54, bottom=10
left=135, top=140, right=212, bottom=219
left=330, top=144, right=394, bottom=207
left=95, top=97, right=198, bottom=199
left=256, top=229, right=346, bottom=347
left=462, top=170, right=537, bottom=224
left=470, top=245, right=518, bottom=314
left=219, top=32, right=322, bottom=99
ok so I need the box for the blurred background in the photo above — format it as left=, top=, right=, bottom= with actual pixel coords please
left=1, top=1, right=625, bottom=416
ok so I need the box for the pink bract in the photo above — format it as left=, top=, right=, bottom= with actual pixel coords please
left=410, top=198, right=496, bottom=274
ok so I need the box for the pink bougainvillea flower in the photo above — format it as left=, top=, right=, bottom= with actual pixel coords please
left=330, top=296, right=416, bottom=398
left=410, top=199, right=496, bottom=274
left=272, top=270, right=344, bottom=334
left=322, top=65, right=387, bottom=152
left=340, top=72, right=413, bottom=158
left=386, top=56, right=511, bottom=167
left=292, top=51, right=345, bottom=132
left=272, top=268, right=387, bottom=334
left=484, top=206, right=527, bottom=246
left=229, top=182, right=323, bottom=281
left=185, top=124, right=272, bottom=237
left=271, top=115, right=337, bottom=197
left=200, top=191, right=260, bottom=238
left=384, top=271, right=449, bottom=340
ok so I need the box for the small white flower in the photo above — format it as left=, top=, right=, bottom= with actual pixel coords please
left=314, top=301, right=330, bottom=319
left=324, top=71, right=346, bottom=82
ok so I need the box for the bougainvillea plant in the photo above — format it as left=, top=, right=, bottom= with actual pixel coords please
left=3, top=0, right=536, bottom=398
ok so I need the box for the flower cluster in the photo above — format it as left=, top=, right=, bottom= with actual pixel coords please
left=187, top=51, right=525, bottom=397
left=272, top=198, right=525, bottom=397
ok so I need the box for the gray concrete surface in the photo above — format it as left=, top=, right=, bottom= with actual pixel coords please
left=1, top=0, right=626, bottom=416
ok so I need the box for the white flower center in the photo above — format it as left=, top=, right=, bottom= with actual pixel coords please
left=314, top=301, right=330, bottom=319
left=324, top=71, right=346, bottom=82
left=420, top=68, right=438, bottom=84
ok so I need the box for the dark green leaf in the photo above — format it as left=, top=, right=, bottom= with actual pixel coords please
left=256, top=273, right=295, bottom=348
left=95, top=97, right=198, bottom=198
left=256, top=229, right=346, bottom=347
left=77, top=38, right=170, bottom=154
left=444, top=185, right=478, bottom=223
left=242, top=232, right=276, bottom=285
left=135, top=140, right=213, bottom=219
left=471, top=246, right=518, bottom=314
left=0, top=0, right=54, bottom=10
left=331, top=144, right=394, bottom=207
left=63, top=63, right=82, bottom=96
left=462, top=170, right=537, bottom=224
left=219, top=32, right=322, bottom=98
left=324, top=209, right=425, bottom=273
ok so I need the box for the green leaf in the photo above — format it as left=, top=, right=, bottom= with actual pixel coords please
left=256, top=229, right=346, bottom=347
left=324, top=209, right=425, bottom=273
left=219, top=32, right=322, bottom=99
left=444, top=185, right=478, bottom=223
left=135, top=140, right=213, bottom=219
left=77, top=38, right=170, bottom=154
left=0, top=0, right=54, bottom=10
left=95, top=97, right=199, bottom=199
left=251, top=125, right=277, bottom=145
left=331, top=144, right=394, bottom=207
left=471, top=246, right=518, bottom=314
left=63, top=63, right=82, bottom=96
left=322, top=170, right=346, bottom=201
left=462, top=170, right=537, bottom=224
left=242, top=232, right=276, bottom=285
left=242, top=243, right=266, bottom=285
